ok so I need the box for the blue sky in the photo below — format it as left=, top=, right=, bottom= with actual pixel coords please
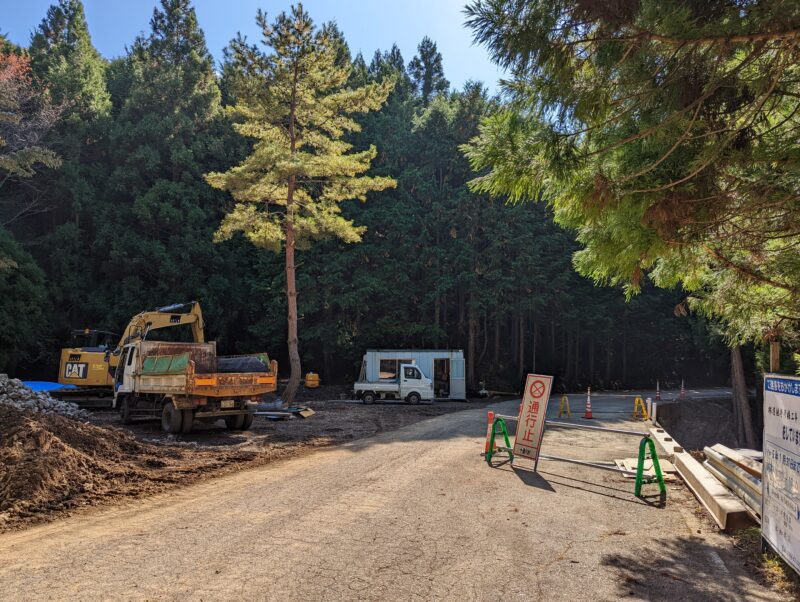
left=3, top=0, right=504, bottom=91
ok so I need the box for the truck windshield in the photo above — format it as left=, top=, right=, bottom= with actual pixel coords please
left=404, top=367, right=421, bottom=380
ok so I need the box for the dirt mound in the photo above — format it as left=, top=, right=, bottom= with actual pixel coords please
left=0, top=405, right=156, bottom=527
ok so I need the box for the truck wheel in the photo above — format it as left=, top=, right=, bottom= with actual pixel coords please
left=225, top=414, right=245, bottom=430
left=240, top=413, right=254, bottom=431
left=119, top=396, right=133, bottom=425
left=181, top=410, right=194, bottom=434
left=407, top=392, right=421, bottom=405
left=362, top=392, right=376, bottom=405
left=161, top=401, right=183, bottom=434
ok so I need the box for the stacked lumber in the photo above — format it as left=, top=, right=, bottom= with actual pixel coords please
left=702, top=444, right=763, bottom=523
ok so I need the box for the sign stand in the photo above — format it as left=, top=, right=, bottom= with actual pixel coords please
left=634, top=436, right=667, bottom=503
left=484, top=417, right=513, bottom=465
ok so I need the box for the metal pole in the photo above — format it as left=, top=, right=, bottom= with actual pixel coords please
left=545, top=420, right=648, bottom=437
left=538, top=454, right=639, bottom=477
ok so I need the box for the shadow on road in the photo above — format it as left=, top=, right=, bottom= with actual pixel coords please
left=601, top=536, right=774, bottom=602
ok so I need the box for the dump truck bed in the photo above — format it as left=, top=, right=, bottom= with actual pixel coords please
left=136, top=342, right=277, bottom=397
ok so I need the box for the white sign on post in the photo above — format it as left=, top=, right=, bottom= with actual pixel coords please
left=513, top=374, right=554, bottom=466
left=763, top=374, right=800, bottom=575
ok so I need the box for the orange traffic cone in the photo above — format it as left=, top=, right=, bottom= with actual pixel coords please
left=656, top=380, right=661, bottom=401
left=583, top=387, right=594, bottom=419
left=484, top=410, right=497, bottom=453
left=680, top=379, right=686, bottom=400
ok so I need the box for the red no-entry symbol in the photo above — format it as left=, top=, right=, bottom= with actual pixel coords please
left=529, top=379, right=546, bottom=399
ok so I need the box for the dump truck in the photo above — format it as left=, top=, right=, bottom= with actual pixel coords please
left=354, top=362, right=434, bottom=404
left=56, top=301, right=206, bottom=406
left=112, top=340, right=278, bottom=433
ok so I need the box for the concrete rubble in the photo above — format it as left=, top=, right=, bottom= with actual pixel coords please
left=0, top=374, right=88, bottom=419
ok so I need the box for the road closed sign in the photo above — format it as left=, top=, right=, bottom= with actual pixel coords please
left=763, top=374, right=800, bottom=575
left=513, top=374, right=554, bottom=465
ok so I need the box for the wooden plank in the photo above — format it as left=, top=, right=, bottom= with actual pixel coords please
left=674, top=451, right=753, bottom=531
left=704, top=447, right=762, bottom=498
left=709, top=443, right=762, bottom=479
left=704, top=461, right=761, bottom=523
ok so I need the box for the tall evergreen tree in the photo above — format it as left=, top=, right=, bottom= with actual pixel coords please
left=94, top=0, right=233, bottom=332
left=26, top=0, right=110, bottom=333
left=206, top=5, right=396, bottom=403
left=408, top=37, right=449, bottom=105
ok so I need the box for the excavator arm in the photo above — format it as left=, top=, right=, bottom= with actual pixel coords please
left=117, top=301, right=205, bottom=351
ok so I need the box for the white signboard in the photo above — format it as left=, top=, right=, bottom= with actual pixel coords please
left=763, top=374, right=800, bottom=575
left=513, top=374, right=553, bottom=465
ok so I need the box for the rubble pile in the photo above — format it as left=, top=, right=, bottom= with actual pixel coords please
left=0, top=374, right=88, bottom=419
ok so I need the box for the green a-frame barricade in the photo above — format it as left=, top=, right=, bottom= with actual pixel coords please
left=483, top=414, right=667, bottom=503
left=484, top=417, right=513, bottom=464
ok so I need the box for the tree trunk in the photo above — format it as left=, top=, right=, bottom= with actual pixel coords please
left=283, top=64, right=302, bottom=406
left=574, top=322, right=580, bottom=384
left=621, top=314, right=628, bottom=386
left=531, top=315, right=538, bottom=374
left=565, top=326, right=573, bottom=384
left=769, top=341, right=780, bottom=373
left=467, top=302, right=477, bottom=390
left=731, top=346, right=756, bottom=449
left=605, top=341, right=613, bottom=384
left=478, top=314, right=488, bottom=366
left=517, top=309, right=525, bottom=379
left=589, top=334, right=595, bottom=386
left=283, top=211, right=302, bottom=405
left=493, top=316, right=500, bottom=366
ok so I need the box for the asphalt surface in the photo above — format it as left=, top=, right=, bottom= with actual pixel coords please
left=0, top=392, right=785, bottom=601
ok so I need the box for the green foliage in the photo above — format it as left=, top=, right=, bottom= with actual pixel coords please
left=206, top=5, right=396, bottom=252
left=407, top=37, right=449, bottom=105
left=463, top=0, right=800, bottom=346
left=0, top=227, right=48, bottom=372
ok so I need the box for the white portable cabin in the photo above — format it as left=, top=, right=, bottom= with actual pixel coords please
left=359, top=349, right=466, bottom=400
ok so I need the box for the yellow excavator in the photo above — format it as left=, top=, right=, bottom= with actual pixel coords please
left=57, top=301, right=206, bottom=404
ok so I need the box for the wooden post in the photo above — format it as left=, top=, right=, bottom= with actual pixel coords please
left=769, top=341, right=780, bottom=373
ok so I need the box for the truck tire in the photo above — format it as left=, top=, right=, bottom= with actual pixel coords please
left=119, top=396, right=133, bottom=425
left=362, top=391, right=376, bottom=405
left=407, top=392, right=421, bottom=405
left=225, top=414, right=245, bottom=430
left=161, top=401, right=183, bottom=434
left=240, top=413, right=254, bottom=431
left=181, top=409, right=194, bottom=434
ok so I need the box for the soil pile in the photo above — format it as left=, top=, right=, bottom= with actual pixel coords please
left=0, top=405, right=154, bottom=527
left=0, top=374, right=88, bottom=419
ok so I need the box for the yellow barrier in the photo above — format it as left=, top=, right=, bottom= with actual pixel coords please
left=558, top=394, right=571, bottom=418
left=633, top=395, right=649, bottom=420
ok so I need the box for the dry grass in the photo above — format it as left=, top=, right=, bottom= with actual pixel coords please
left=734, top=526, right=800, bottom=599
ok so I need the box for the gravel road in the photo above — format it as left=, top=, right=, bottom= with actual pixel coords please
left=0, top=398, right=785, bottom=601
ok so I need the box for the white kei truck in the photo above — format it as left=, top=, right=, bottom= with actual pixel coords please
left=354, top=362, right=434, bottom=404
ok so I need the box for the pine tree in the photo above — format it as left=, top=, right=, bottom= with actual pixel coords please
left=408, top=37, right=449, bottom=105
left=206, top=5, right=396, bottom=403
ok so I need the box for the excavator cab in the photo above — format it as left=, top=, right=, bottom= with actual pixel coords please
left=58, top=329, right=120, bottom=387
left=57, top=301, right=206, bottom=392
left=69, top=329, right=118, bottom=352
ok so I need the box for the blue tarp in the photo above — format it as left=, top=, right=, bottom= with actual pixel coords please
left=21, top=381, right=76, bottom=392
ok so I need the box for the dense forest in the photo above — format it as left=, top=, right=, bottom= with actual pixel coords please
left=0, top=0, right=732, bottom=390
